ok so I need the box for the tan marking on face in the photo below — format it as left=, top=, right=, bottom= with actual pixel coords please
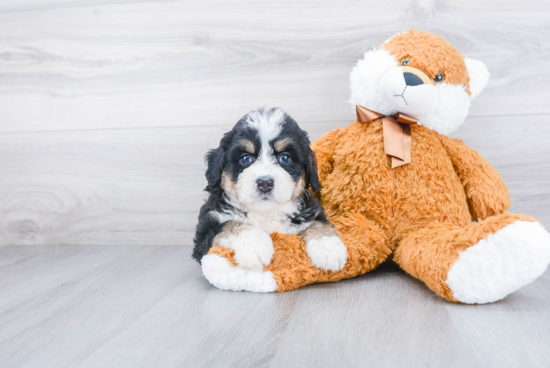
left=238, top=139, right=256, bottom=154
left=221, top=172, right=238, bottom=198
left=221, top=172, right=248, bottom=208
left=274, top=138, right=293, bottom=152
left=301, top=221, right=338, bottom=242
left=291, top=175, right=306, bottom=200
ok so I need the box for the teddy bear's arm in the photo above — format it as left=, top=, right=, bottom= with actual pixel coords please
left=439, top=135, right=511, bottom=221
left=311, top=128, right=344, bottom=183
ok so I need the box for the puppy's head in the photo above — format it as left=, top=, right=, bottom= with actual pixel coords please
left=205, top=108, right=319, bottom=212
left=350, top=30, right=490, bottom=134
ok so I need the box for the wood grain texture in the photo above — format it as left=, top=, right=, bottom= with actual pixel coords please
left=0, top=0, right=548, bottom=247
left=0, top=1, right=549, bottom=366
left=0, top=245, right=548, bottom=368
left=0, top=0, right=549, bottom=246
left=0, top=0, right=549, bottom=132
left=1, top=115, right=548, bottom=246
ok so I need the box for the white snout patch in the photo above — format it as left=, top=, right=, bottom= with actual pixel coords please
left=217, top=227, right=274, bottom=270
left=235, top=160, right=296, bottom=212
left=306, top=236, right=348, bottom=272
left=379, top=67, right=439, bottom=117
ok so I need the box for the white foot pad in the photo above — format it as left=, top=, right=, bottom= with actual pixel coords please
left=201, top=254, right=277, bottom=292
left=446, top=221, right=550, bottom=304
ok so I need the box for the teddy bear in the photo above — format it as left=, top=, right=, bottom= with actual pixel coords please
left=201, top=30, right=550, bottom=304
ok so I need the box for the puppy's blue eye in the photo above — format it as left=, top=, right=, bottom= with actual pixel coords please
left=278, top=153, right=291, bottom=164
left=240, top=154, right=253, bottom=165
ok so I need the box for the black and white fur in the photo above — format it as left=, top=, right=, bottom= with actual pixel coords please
left=193, top=108, right=347, bottom=272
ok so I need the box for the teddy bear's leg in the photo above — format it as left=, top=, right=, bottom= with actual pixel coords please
left=202, top=214, right=391, bottom=293
left=393, top=213, right=550, bottom=304
left=269, top=215, right=391, bottom=291
left=331, top=213, right=392, bottom=273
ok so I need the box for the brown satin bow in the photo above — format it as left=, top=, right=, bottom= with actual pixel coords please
left=356, top=105, right=418, bottom=168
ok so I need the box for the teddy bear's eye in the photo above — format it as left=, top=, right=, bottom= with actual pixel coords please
left=434, top=72, right=445, bottom=83
left=401, top=57, right=411, bottom=66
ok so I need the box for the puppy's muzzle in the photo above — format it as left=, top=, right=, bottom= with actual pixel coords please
left=256, top=176, right=274, bottom=193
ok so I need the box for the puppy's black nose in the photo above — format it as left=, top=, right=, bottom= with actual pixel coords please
left=404, top=72, right=424, bottom=86
left=256, top=177, right=274, bottom=193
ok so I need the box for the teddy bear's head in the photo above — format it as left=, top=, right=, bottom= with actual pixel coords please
left=350, top=30, right=489, bottom=134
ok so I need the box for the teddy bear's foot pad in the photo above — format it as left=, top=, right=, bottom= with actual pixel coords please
left=201, top=254, right=278, bottom=292
left=446, top=221, right=550, bottom=304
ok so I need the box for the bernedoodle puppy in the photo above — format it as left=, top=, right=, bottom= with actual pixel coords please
left=193, top=107, right=347, bottom=273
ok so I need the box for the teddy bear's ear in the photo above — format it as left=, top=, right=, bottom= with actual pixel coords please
left=464, top=57, right=490, bottom=99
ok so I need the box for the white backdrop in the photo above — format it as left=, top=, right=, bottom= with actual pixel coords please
left=0, top=0, right=548, bottom=245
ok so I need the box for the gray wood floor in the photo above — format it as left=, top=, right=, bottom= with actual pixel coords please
left=1, top=0, right=550, bottom=367
left=1, top=245, right=549, bottom=368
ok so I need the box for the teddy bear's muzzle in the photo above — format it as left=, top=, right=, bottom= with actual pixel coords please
left=379, top=66, right=440, bottom=118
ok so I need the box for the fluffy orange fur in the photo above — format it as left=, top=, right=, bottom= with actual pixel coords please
left=207, top=31, right=541, bottom=302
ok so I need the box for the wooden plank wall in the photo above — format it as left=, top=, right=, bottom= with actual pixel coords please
left=0, top=0, right=549, bottom=246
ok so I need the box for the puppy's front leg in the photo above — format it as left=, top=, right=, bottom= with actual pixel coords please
left=302, top=221, right=347, bottom=272
left=213, top=221, right=274, bottom=270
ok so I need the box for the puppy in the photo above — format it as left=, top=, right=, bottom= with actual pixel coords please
left=193, top=107, right=347, bottom=272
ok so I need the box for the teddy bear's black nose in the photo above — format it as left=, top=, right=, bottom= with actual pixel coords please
left=404, top=72, right=424, bottom=86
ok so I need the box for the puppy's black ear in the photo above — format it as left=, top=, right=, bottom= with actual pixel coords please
left=296, top=126, right=320, bottom=193
left=305, top=147, right=320, bottom=193
left=205, top=147, right=225, bottom=189
left=205, top=129, right=236, bottom=191
left=287, top=114, right=321, bottom=193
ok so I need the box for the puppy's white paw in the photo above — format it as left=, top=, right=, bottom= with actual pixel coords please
left=202, top=254, right=278, bottom=292
left=306, top=235, right=348, bottom=272
left=229, top=228, right=274, bottom=270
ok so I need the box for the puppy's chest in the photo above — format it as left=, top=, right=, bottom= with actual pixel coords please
left=244, top=211, right=309, bottom=234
